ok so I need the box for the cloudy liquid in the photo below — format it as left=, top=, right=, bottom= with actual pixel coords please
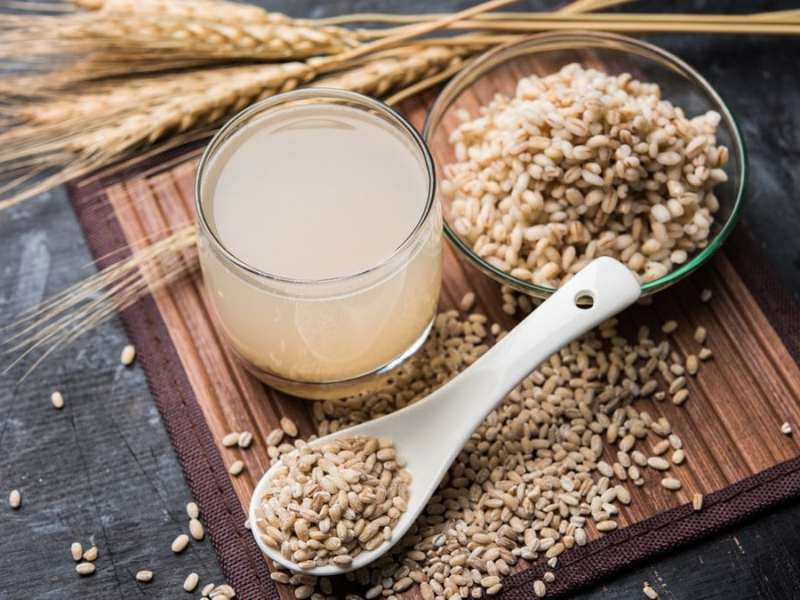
left=199, top=103, right=441, bottom=392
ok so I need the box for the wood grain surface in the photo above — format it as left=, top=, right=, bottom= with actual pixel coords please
left=95, top=88, right=800, bottom=599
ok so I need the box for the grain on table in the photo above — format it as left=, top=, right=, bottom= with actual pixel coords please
left=171, top=533, right=190, bottom=553
left=189, top=517, right=205, bottom=541
left=120, top=343, right=136, bottom=365
left=274, top=310, right=704, bottom=599
left=51, top=390, right=64, bottom=409
left=222, top=431, right=240, bottom=447
left=183, top=572, right=199, bottom=592
left=643, top=582, right=660, bottom=599
left=135, top=569, right=154, bottom=582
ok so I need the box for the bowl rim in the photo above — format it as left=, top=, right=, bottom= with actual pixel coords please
left=422, top=30, right=748, bottom=298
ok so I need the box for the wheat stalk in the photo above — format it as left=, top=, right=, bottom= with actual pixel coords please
left=74, top=0, right=295, bottom=24
left=0, top=11, right=361, bottom=73
left=3, top=225, right=199, bottom=380
left=315, top=45, right=478, bottom=98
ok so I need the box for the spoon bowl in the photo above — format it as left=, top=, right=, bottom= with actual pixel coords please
left=249, top=257, right=641, bottom=575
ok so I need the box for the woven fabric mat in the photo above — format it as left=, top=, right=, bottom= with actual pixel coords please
left=68, top=102, right=800, bottom=599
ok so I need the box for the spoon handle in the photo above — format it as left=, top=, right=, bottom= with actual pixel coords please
left=428, top=257, right=641, bottom=446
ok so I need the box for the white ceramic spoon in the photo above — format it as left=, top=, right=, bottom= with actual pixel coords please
left=249, top=257, right=641, bottom=576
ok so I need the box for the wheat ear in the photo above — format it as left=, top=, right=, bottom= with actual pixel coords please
left=3, top=225, right=198, bottom=379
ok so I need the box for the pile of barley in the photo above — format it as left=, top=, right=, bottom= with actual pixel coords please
left=254, top=437, right=411, bottom=570
left=265, top=304, right=707, bottom=599
left=443, top=63, right=729, bottom=287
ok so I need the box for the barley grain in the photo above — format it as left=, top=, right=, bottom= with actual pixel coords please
left=460, top=291, right=476, bottom=312
left=781, top=422, right=793, bottom=435
left=83, top=546, right=98, bottom=561
left=661, top=321, right=678, bottom=334
left=698, top=347, right=713, bottom=360
left=135, top=569, right=153, bottom=582
left=51, top=390, right=64, bottom=409
left=8, top=489, right=21, bottom=509
left=76, top=562, right=95, bottom=576
left=661, top=477, right=682, bottom=491
left=184, top=572, right=199, bottom=592
left=222, top=432, right=240, bottom=447
left=700, top=288, right=713, bottom=303
left=643, top=582, right=659, bottom=599
left=190, top=518, right=205, bottom=540
left=692, top=493, right=704, bottom=511
left=533, top=580, right=547, bottom=597
left=280, top=416, right=298, bottom=437
left=694, top=326, right=707, bottom=344
left=647, top=456, right=670, bottom=471
left=172, top=533, right=190, bottom=553
left=266, top=428, right=285, bottom=447
left=228, top=460, right=244, bottom=476
left=187, top=501, right=199, bottom=519
left=255, top=436, right=409, bottom=567
left=202, top=583, right=216, bottom=595
left=70, top=542, right=83, bottom=561
left=442, top=65, right=726, bottom=288
left=238, top=431, right=253, bottom=448
left=120, top=343, right=136, bottom=365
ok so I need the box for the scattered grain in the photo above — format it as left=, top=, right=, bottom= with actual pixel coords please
left=135, top=569, right=153, bottom=583
left=533, top=580, right=547, bottom=598
left=184, top=572, right=199, bottom=592
left=228, top=460, right=244, bottom=476
left=671, top=449, right=686, bottom=465
left=781, top=422, right=793, bottom=436
left=698, top=347, right=713, bottom=360
left=661, top=477, right=682, bottom=491
left=120, top=343, right=136, bottom=366
left=202, top=582, right=216, bottom=596
left=238, top=431, right=254, bottom=448
left=172, top=533, right=190, bottom=553
left=700, top=288, right=713, bottom=303
left=187, top=501, right=199, bottom=519
left=190, top=518, right=205, bottom=541
left=692, top=493, right=704, bottom=511
left=51, top=390, right=64, bottom=409
left=661, top=320, right=678, bottom=334
left=222, top=432, right=240, bottom=447
left=694, top=326, right=707, bottom=344
left=70, top=542, right=83, bottom=561
left=83, top=546, right=98, bottom=561
left=9, top=489, right=21, bottom=509
left=459, top=291, right=476, bottom=312
left=280, top=416, right=299, bottom=437
left=76, top=562, right=95, bottom=576
left=643, top=582, right=659, bottom=599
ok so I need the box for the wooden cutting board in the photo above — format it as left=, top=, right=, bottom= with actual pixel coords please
left=82, top=93, right=800, bottom=599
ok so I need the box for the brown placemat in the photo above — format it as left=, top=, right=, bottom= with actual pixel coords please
left=67, top=110, right=800, bottom=599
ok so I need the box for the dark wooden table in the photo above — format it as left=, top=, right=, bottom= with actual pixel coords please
left=1, top=1, right=799, bottom=598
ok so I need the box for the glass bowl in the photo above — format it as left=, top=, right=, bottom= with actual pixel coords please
left=423, top=31, right=747, bottom=298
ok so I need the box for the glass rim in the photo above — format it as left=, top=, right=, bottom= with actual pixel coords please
left=195, top=88, right=437, bottom=286
left=423, top=31, right=748, bottom=298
